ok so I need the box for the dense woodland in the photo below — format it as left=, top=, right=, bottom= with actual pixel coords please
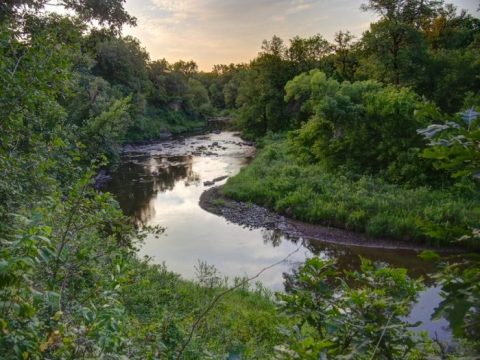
left=0, top=0, right=479, bottom=358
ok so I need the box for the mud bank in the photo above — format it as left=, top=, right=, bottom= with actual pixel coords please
left=200, top=186, right=460, bottom=252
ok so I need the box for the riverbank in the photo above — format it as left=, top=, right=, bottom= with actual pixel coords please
left=122, top=258, right=284, bottom=358
left=125, top=112, right=237, bottom=144
left=125, top=110, right=208, bottom=143
left=216, top=138, right=480, bottom=250
left=200, top=186, right=462, bottom=252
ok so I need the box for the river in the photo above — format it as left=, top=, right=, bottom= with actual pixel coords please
left=104, top=131, right=451, bottom=342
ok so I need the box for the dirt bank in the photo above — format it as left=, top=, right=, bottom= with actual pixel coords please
left=199, top=186, right=460, bottom=252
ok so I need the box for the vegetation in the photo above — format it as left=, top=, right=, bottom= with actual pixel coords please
left=1, top=0, right=479, bottom=358
left=0, top=1, right=279, bottom=358
left=208, top=1, right=479, bottom=139
left=122, top=261, right=283, bottom=359
left=223, top=137, right=480, bottom=246
left=277, top=258, right=432, bottom=359
left=220, top=0, right=480, bottom=246
left=284, top=70, right=439, bottom=185
left=220, top=0, right=480, bottom=356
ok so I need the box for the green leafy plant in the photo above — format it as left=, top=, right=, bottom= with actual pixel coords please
left=418, top=108, right=480, bottom=179
left=277, top=257, right=435, bottom=359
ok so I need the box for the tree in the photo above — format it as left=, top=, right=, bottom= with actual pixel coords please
left=187, top=78, right=213, bottom=116
left=236, top=45, right=295, bottom=137
left=358, top=0, right=440, bottom=85
left=146, top=59, right=170, bottom=106
left=172, top=60, right=198, bottom=78
left=422, top=4, right=480, bottom=50
left=0, top=0, right=136, bottom=31
left=417, top=47, right=480, bottom=113
left=261, top=35, right=286, bottom=58
left=278, top=257, right=432, bottom=359
left=358, top=19, right=427, bottom=86
left=414, top=4, right=480, bottom=112
left=287, top=34, right=332, bottom=73
left=286, top=70, right=439, bottom=184
left=360, top=0, right=441, bottom=26
left=93, top=36, right=149, bottom=94
left=332, top=31, right=358, bottom=81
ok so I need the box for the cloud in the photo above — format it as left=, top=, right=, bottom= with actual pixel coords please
left=125, top=0, right=376, bottom=69
left=121, top=0, right=382, bottom=70
left=287, top=0, right=314, bottom=14
left=272, top=15, right=286, bottom=22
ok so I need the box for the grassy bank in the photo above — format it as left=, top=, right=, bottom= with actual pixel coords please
left=223, top=138, right=480, bottom=248
left=122, top=259, right=284, bottom=359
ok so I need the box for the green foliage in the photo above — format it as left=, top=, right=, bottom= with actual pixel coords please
left=417, top=5, right=480, bottom=112
left=285, top=70, right=441, bottom=184
left=287, top=34, right=332, bottom=73
left=80, top=96, right=133, bottom=160
left=126, top=108, right=206, bottom=143
left=277, top=257, right=434, bottom=359
left=0, top=169, right=282, bottom=358
left=93, top=36, right=150, bottom=94
left=187, top=78, right=214, bottom=117
left=210, top=1, right=480, bottom=139
left=2, top=0, right=480, bottom=358
left=232, top=34, right=339, bottom=139
left=332, top=30, right=358, bottom=81
left=0, top=0, right=136, bottom=31
left=0, top=5, right=276, bottom=359
left=0, top=172, right=135, bottom=359
left=235, top=46, right=296, bottom=138
left=418, top=249, right=480, bottom=355
left=416, top=48, right=480, bottom=113
left=433, top=254, right=480, bottom=350
left=121, top=261, right=284, bottom=359
left=0, top=19, right=78, bottom=216
left=223, top=139, right=480, bottom=246
left=419, top=108, right=480, bottom=180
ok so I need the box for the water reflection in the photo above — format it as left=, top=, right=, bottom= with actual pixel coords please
left=260, top=229, right=438, bottom=283
left=104, top=131, right=452, bottom=342
left=262, top=229, right=284, bottom=247
left=107, top=155, right=199, bottom=224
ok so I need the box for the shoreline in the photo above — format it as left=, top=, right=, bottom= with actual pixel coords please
left=199, top=186, right=462, bottom=253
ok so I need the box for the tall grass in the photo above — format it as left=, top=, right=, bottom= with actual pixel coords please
left=223, top=139, right=480, bottom=248
left=122, top=259, right=284, bottom=358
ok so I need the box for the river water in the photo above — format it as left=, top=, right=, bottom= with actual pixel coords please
left=104, top=131, right=451, bottom=341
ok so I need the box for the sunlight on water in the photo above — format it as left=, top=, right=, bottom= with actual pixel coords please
left=105, top=131, right=452, bottom=341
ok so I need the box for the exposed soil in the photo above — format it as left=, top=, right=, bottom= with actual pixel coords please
left=199, top=186, right=460, bottom=252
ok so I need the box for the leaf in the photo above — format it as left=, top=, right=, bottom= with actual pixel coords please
left=45, top=291, right=61, bottom=309
left=461, top=108, right=479, bottom=128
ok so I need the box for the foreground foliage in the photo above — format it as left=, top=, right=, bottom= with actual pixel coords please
left=0, top=2, right=281, bottom=359
left=278, top=258, right=432, bottom=359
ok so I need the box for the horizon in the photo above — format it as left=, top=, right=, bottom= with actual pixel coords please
left=122, top=0, right=479, bottom=71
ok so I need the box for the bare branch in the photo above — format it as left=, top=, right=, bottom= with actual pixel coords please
left=175, top=241, right=305, bottom=359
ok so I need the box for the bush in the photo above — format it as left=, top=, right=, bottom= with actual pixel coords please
left=277, top=257, right=435, bottom=359
left=285, top=70, right=444, bottom=185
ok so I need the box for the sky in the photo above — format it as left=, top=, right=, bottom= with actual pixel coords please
left=122, top=0, right=479, bottom=71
